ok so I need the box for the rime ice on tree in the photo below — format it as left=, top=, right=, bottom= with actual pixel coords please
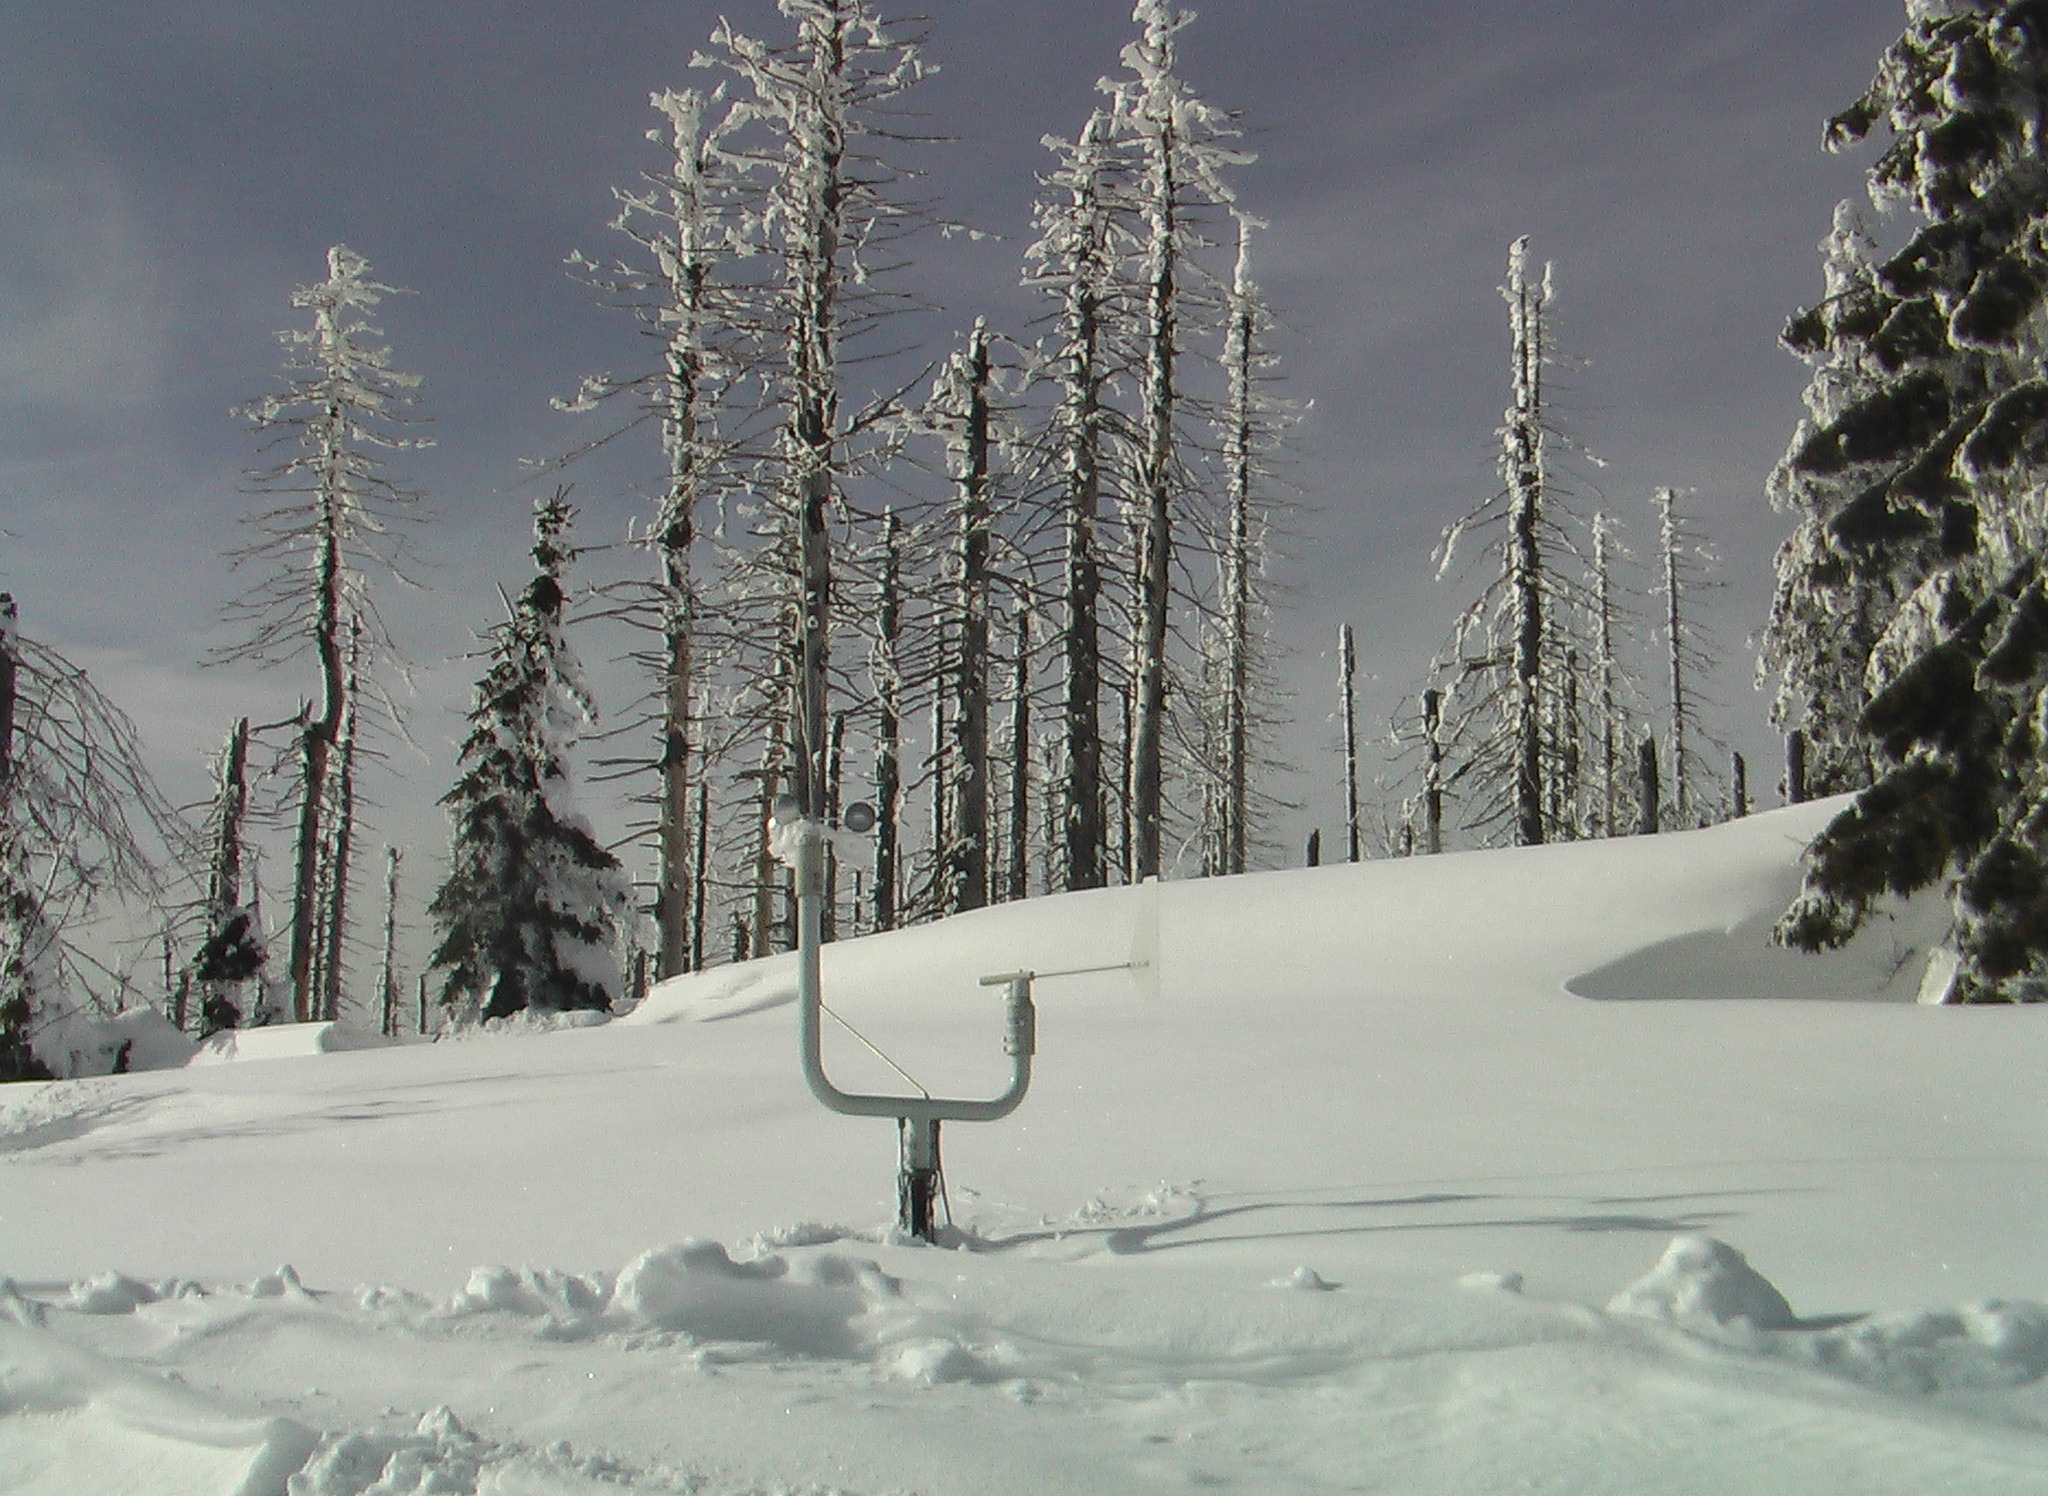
left=221, top=245, right=430, bottom=1023
left=1775, top=1, right=2048, bottom=1002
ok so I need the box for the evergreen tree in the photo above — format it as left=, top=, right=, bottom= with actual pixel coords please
left=431, top=495, right=630, bottom=1021
left=1776, top=0, right=2048, bottom=1001
left=1760, top=201, right=1896, bottom=795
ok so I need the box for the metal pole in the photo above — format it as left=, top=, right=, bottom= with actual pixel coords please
left=792, top=820, right=1037, bottom=1240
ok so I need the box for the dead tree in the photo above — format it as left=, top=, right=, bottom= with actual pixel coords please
left=222, top=246, right=428, bottom=1022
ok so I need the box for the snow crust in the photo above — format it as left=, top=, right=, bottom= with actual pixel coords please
left=7, top=801, right=2048, bottom=1492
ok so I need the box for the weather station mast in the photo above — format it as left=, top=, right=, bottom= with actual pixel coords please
left=781, top=483, right=1042, bottom=1242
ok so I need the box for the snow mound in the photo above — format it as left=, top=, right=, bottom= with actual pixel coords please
left=188, top=1023, right=392, bottom=1067
left=622, top=959, right=798, bottom=1026
left=287, top=1405, right=489, bottom=1496
left=445, top=1265, right=613, bottom=1330
left=0, top=1314, right=315, bottom=1496
left=1606, top=1234, right=1797, bottom=1329
left=34, top=1005, right=195, bottom=1078
left=1800, top=1301, right=2048, bottom=1394
left=65, top=1273, right=203, bottom=1316
left=434, top=1240, right=899, bottom=1358
left=1607, top=1236, right=2048, bottom=1397
left=608, top=1240, right=894, bottom=1356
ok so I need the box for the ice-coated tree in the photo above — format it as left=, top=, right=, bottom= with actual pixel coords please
left=1337, top=624, right=1361, bottom=864
left=188, top=716, right=268, bottom=1036
left=1024, top=106, right=1128, bottom=893
left=1200, top=212, right=1285, bottom=877
left=0, top=596, right=188, bottom=1078
left=1652, top=486, right=1722, bottom=829
left=1110, top=0, right=1248, bottom=881
left=430, top=494, right=630, bottom=1021
left=1759, top=201, right=1895, bottom=796
left=1584, top=511, right=1643, bottom=838
left=868, top=510, right=907, bottom=929
left=925, top=321, right=1000, bottom=913
left=1433, top=238, right=1587, bottom=848
left=1775, top=1, right=2048, bottom=1001
left=705, top=0, right=936, bottom=940
left=222, top=245, right=429, bottom=1023
left=314, top=616, right=366, bottom=1023
left=557, top=85, right=757, bottom=981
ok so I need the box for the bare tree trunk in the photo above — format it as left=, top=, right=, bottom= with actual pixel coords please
left=1423, top=688, right=1445, bottom=856
left=750, top=735, right=782, bottom=958
left=1637, top=735, right=1660, bottom=836
left=1049, top=119, right=1111, bottom=897
left=942, top=322, right=993, bottom=912
left=824, top=711, right=844, bottom=942
left=656, top=602, right=695, bottom=979
left=1340, top=623, right=1360, bottom=865
left=1592, top=515, right=1621, bottom=837
left=290, top=500, right=347, bottom=1023
left=1219, top=253, right=1259, bottom=876
left=1502, top=243, right=1549, bottom=848
left=1786, top=730, right=1808, bottom=806
left=1118, top=686, right=1136, bottom=883
left=1655, top=487, right=1691, bottom=827
left=377, top=846, right=401, bottom=1038
left=319, top=618, right=364, bottom=1024
left=196, top=716, right=252, bottom=1029
left=1130, top=145, right=1177, bottom=881
left=1006, top=600, right=1033, bottom=902
left=929, top=694, right=948, bottom=906
left=690, top=779, right=710, bottom=971
left=874, top=514, right=903, bottom=931
left=647, top=88, right=715, bottom=985
left=0, top=595, right=16, bottom=789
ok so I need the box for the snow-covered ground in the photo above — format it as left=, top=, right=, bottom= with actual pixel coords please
left=7, top=799, right=2048, bottom=1494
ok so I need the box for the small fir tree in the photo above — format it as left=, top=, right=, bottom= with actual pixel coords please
left=431, top=494, right=630, bottom=1021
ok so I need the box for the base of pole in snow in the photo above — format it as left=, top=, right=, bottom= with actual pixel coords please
left=898, top=1116, right=942, bottom=1240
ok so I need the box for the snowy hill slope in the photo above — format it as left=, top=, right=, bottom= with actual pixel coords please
left=6, top=800, right=2048, bottom=1494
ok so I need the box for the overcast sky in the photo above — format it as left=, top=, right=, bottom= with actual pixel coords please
left=0, top=1, right=1914, bottom=962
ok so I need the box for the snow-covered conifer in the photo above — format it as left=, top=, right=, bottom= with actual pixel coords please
left=430, top=495, right=630, bottom=1021
left=1759, top=202, right=1895, bottom=796
left=1776, top=2, right=2048, bottom=1000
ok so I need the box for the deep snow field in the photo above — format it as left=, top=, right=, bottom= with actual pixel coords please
left=7, top=798, right=2048, bottom=1494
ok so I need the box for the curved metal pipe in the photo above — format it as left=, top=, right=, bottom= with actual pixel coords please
left=793, top=820, right=1034, bottom=1126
